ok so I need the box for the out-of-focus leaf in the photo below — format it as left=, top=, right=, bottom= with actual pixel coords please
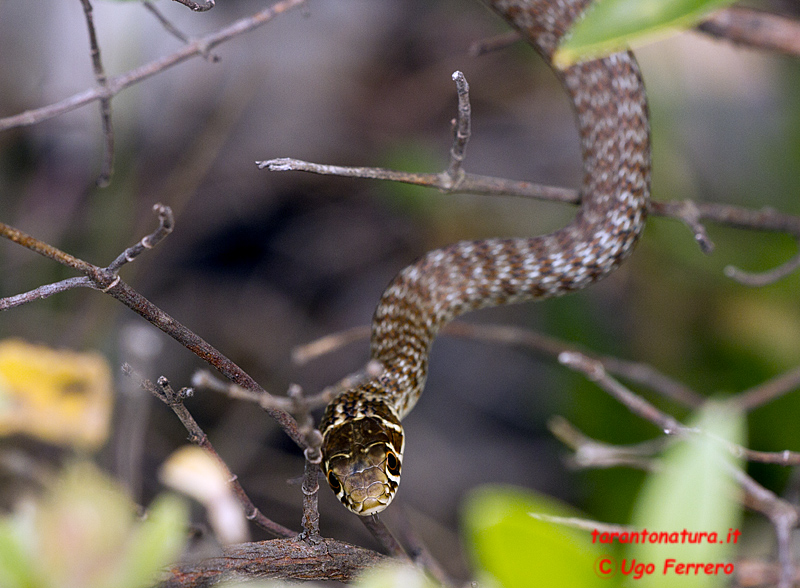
left=0, top=339, right=112, bottom=449
left=462, top=486, right=619, bottom=588
left=555, top=0, right=737, bottom=67
left=355, top=562, right=440, bottom=588
left=0, top=461, right=189, bottom=588
left=159, top=445, right=248, bottom=544
left=0, top=517, right=40, bottom=588
left=113, top=493, right=189, bottom=588
left=629, top=401, right=744, bottom=588
left=36, top=461, right=136, bottom=588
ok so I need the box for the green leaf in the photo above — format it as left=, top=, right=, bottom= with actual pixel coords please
left=555, top=0, right=737, bottom=67
left=628, top=401, right=744, bottom=588
left=113, top=493, right=189, bottom=588
left=462, top=486, right=619, bottom=588
left=0, top=517, right=40, bottom=588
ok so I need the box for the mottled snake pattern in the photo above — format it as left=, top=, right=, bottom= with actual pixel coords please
left=321, top=0, right=651, bottom=515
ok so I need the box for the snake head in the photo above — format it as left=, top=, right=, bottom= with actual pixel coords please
left=321, top=404, right=404, bottom=516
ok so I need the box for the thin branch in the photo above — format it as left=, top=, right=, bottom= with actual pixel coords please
left=79, top=0, right=114, bottom=186
left=558, top=351, right=800, bottom=466
left=192, top=370, right=294, bottom=413
left=0, top=208, right=305, bottom=448
left=698, top=7, right=800, bottom=58
left=189, top=375, right=326, bottom=538
left=360, top=515, right=410, bottom=561
left=559, top=351, right=685, bottom=435
left=548, top=416, right=662, bottom=471
left=194, top=359, right=382, bottom=414
left=444, top=71, right=471, bottom=189
left=0, top=0, right=307, bottom=132
left=143, top=1, right=220, bottom=62
left=393, top=507, right=455, bottom=587
left=468, top=30, right=522, bottom=57
left=442, top=321, right=706, bottom=408
left=651, top=198, right=714, bottom=253
left=260, top=158, right=800, bottom=282
left=725, top=246, right=800, bottom=287
left=258, top=157, right=579, bottom=203
left=108, top=203, right=174, bottom=272
left=528, top=512, right=632, bottom=536
left=170, top=0, right=215, bottom=12
left=293, top=321, right=705, bottom=408
left=726, top=464, right=798, bottom=588
left=0, top=277, right=93, bottom=310
left=730, top=365, right=800, bottom=412
left=288, top=384, right=324, bottom=541
left=292, top=325, right=372, bottom=365
left=123, top=366, right=297, bottom=538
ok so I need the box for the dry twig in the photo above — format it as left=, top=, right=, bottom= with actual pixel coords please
left=0, top=205, right=304, bottom=448
left=0, top=0, right=307, bottom=133
left=122, top=366, right=296, bottom=538
left=79, top=0, right=114, bottom=186
left=170, top=0, right=215, bottom=12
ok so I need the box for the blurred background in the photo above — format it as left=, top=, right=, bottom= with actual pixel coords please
left=1, top=0, right=800, bottom=578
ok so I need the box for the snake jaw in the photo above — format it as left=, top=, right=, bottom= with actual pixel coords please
left=321, top=409, right=404, bottom=516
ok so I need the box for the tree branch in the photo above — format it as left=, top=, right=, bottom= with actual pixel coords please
left=0, top=0, right=307, bottom=132
left=0, top=206, right=305, bottom=448
left=160, top=538, right=387, bottom=587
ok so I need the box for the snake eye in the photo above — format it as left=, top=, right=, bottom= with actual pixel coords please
left=327, top=469, right=342, bottom=492
left=385, top=450, right=401, bottom=476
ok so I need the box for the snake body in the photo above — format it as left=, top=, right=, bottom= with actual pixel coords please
left=321, top=0, right=651, bottom=515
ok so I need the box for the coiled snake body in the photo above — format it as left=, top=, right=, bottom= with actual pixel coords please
left=321, top=0, right=651, bottom=515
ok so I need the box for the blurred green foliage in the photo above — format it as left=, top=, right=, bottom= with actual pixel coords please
left=0, top=461, right=188, bottom=588
left=557, top=0, right=738, bottom=66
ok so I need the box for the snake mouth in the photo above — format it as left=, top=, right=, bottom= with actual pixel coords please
left=357, top=496, right=391, bottom=516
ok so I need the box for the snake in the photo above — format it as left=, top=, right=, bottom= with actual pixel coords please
left=320, top=0, right=651, bottom=516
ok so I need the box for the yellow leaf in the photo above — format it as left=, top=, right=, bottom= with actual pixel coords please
left=0, top=339, right=113, bottom=449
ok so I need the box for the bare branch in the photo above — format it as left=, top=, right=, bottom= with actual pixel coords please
left=258, top=157, right=580, bottom=203
left=528, top=512, right=632, bottom=536
left=143, top=1, right=220, bottom=62
left=108, top=203, right=174, bottom=271
left=559, top=351, right=685, bottom=435
left=725, top=246, right=800, bottom=286
left=444, top=71, right=471, bottom=189
left=548, top=416, right=662, bottom=471
left=360, top=515, right=410, bottom=561
left=0, top=210, right=305, bottom=448
left=731, top=365, right=800, bottom=412
left=0, top=277, right=93, bottom=310
left=468, top=30, right=522, bottom=56
left=698, top=7, right=800, bottom=58
left=443, top=321, right=706, bottom=408
left=261, top=166, right=800, bottom=283
left=292, top=325, right=372, bottom=365
left=79, top=0, right=114, bottom=186
left=0, top=0, right=307, bottom=132
left=123, top=366, right=297, bottom=538
left=170, top=0, right=215, bottom=13
left=726, top=464, right=798, bottom=588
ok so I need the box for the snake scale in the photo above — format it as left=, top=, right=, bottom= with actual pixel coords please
left=320, top=0, right=651, bottom=515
